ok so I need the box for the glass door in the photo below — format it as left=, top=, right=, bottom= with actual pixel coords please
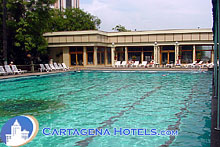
left=97, top=52, right=105, bottom=64
left=97, top=48, right=105, bottom=65
left=162, top=53, right=168, bottom=65
left=77, top=54, right=83, bottom=66
left=71, top=54, right=76, bottom=66
left=161, top=51, right=175, bottom=64
left=70, top=53, right=83, bottom=66
left=169, top=52, right=175, bottom=64
left=117, top=52, right=125, bottom=61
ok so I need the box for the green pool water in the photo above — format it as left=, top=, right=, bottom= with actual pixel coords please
left=0, top=71, right=212, bottom=147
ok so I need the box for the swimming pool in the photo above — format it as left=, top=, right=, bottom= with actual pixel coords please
left=0, top=71, right=212, bottom=147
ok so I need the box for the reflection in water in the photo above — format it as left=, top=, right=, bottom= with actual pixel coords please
left=198, top=116, right=211, bottom=147
left=0, top=99, right=64, bottom=117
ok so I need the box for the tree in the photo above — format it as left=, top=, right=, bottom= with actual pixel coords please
left=2, top=0, right=7, bottom=64
left=14, top=0, right=57, bottom=64
left=0, top=0, right=57, bottom=64
left=49, top=8, right=101, bottom=32
left=0, top=0, right=101, bottom=65
left=112, top=24, right=131, bottom=32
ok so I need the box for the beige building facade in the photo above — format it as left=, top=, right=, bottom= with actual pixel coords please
left=43, top=29, right=214, bottom=67
left=52, top=0, right=79, bottom=10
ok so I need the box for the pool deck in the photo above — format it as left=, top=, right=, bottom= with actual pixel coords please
left=0, top=70, right=74, bottom=80
left=0, top=67, right=211, bottom=80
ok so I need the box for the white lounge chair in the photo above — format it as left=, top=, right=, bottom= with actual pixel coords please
left=206, top=62, right=214, bottom=68
left=11, top=65, right=25, bottom=74
left=45, top=64, right=53, bottom=71
left=62, top=63, right=70, bottom=70
left=58, top=63, right=65, bottom=71
left=54, top=63, right=62, bottom=70
left=139, top=61, right=147, bottom=67
left=115, top=61, right=121, bottom=67
left=0, top=66, right=7, bottom=75
left=196, top=61, right=203, bottom=68
left=155, top=62, right=160, bottom=68
left=132, top=61, right=139, bottom=67
left=121, top=61, right=127, bottom=67
left=148, top=60, right=159, bottom=68
left=4, top=65, right=15, bottom=74
left=39, top=64, right=49, bottom=72
left=185, top=61, right=197, bottom=68
left=49, top=64, right=56, bottom=71
left=166, top=63, right=174, bottom=68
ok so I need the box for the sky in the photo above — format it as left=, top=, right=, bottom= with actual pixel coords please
left=80, top=0, right=213, bottom=32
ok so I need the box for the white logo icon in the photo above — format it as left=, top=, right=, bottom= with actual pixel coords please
left=5, top=119, right=30, bottom=146
left=1, top=115, right=39, bottom=147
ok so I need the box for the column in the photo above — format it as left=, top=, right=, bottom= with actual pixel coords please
left=175, top=45, right=179, bottom=64
left=141, top=51, right=144, bottom=63
left=154, top=45, right=157, bottom=63
left=157, top=46, right=160, bottom=64
left=94, top=47, right=98, bottom=66
left=63, top=47, right=70, bottom=67
left=125, top=47, right=128, bottom=62
left=193, top=45, right=196, bottom=62
left=212, top=51, right=214, bottom=63
left=211, top=45, right=214, bottom=63
left=105, top=47, right=108, bottom=65
left=111, top=47, right=115, bottom=67
left=83, top=46, right=87, bottom=66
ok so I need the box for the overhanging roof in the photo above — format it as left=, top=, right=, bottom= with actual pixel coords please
left=43, top=28, right=212, bottom=37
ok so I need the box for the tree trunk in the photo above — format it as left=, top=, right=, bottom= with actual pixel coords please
left=3, top=0, right=7, bottom=65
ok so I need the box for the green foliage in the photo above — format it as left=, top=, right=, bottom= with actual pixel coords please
left=196, top=52, right=202, bottom=60
left=49, top=8, right=101, bottom=31
left=112, top=24, right=131, bottom=32
left=132, top=56, right=137, bottom=60
left=0, top=0, right=101, bottom=64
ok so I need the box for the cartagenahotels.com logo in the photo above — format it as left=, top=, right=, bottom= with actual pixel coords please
left=0, top=115, right=39, bottom=147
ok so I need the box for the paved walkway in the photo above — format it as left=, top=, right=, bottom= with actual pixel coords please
left=0, top=70, right=73, bottom=80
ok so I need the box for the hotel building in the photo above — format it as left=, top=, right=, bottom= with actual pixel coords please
left=43, top=29, right=214, bottom=67
left=52, top=0, right=79, bottom=10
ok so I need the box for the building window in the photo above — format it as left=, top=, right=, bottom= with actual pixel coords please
left=97, top=47, right=105, bottom=64
left=180, top=46, right=193, bottom=64
left=162, top=46, right=175, bottom=51
left=66, top=0, right=72, bottom=9
left=87, top=47, right=94, bottom=65
left=116, top=47, right=125, bottom=61
left=128, top=52, right=141, bottom=62
left=128, top=47, right=142, bottom=62
left=70, top=47, right=83, bottom=66
left=107, top=48, right=111, bottom=64
left=143, top=46, right=153, bottom=62
left=160, top=46, right=175, bottom=64
left=196, top=45, right=213, bottom=63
